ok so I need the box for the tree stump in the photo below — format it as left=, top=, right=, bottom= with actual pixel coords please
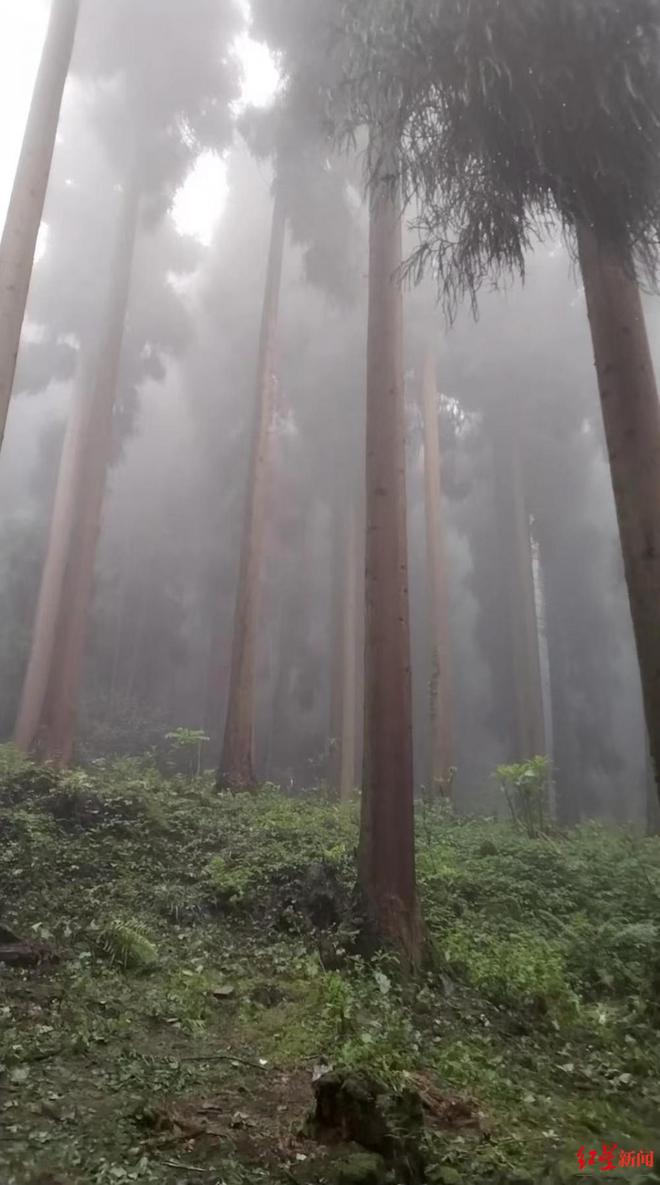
left=310, top=1070, right=424, bottom=1181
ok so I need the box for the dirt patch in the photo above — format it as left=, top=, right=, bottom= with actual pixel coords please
left=135, top=1067, right=316, bottom=1171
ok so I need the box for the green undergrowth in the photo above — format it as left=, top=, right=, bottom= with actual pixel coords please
left=1, top=746, right=659, bottom=1184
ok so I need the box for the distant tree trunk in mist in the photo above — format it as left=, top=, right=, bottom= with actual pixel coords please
left=0, top=0, right=80, bottom=450
left=14, top=354, right=89, bottom=752
left=543, top=563, right=581, bottom=825
left=15, top=174, right=140, bottom=765
left=493, top=405, right=546, bottom=762
left=357, top=158, right=421, bottom=965
left=421, top=344, right=455, bottom=796
left=577, top=224, right=660, bottom=809
left=218, top=189, right=286, bottom=788
left=331, top=503, right=360, bottom=801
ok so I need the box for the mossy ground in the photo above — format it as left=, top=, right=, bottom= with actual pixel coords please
left=1, top=748, right=660, bottom=1184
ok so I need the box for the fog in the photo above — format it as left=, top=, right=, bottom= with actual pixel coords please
left=0, top=0, right=651, bottom=821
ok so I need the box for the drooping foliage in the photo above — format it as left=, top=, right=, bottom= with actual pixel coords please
left=334, top=0, right=660, bottom=308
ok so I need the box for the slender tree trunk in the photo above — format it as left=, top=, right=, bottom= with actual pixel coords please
left=510, top=422, right=546, bottom=759
left=43, top=175, right=140, bottom=766
left=0, top=0, right=80, bottom=449
left=357, top=159, right=421, bottom=964
left=15, top=174, right=140, bottom=765
left=646, top=746, right=660, bottom=835
left=542, top=545, right=581, bottom=825
left=263, top=583, right=287, bottom=776
left=493, top=403, right=546, bottom=761
left=577, top=223, right=660, bottom=806
left=218, top=189, right=286, bottom=787
left=421, top=344, right=456, bottom=795
left=14, top=360, right=89, bottom=751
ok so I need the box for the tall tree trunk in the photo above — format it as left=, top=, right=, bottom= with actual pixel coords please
left=14, top=356, right=89, bottom=751
left=335, top=504, right=359, bottom=801
left=646, top=746, right=660, bottom=836
left=539, top=532, right=583, bottom=825
left=577, top=223, right=660, bottom=806
left=493, top=404, right=546, bottom=761
left=15, top=174, right=140, bottom=764
left=421, top=344, right=456, bottom=795
left=357, top=159, right=421, bottom=964
left=218, top=189, right=286, bottom=787
left=0, top=0, right=80, bottom=449
left=43, top=175, right=140, bottom=766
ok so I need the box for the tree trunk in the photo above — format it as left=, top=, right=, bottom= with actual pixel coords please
left=337, top=504, right=359, bottom=800
left=357, top=159, right=421, bottom=964
left=15, top=174, right=140, bottom=765
left=14, top=358, right=89, bottom=752
left=0, top=0, right=80, bottom=449
left=421, top=344, right=456, bottom=795
left=646, top=746, right=660, bottom=836
left=493, top=403, right=546, bottom=761
left=218, top=189, right=286, bottom=787
left=540, top=538, right=580, bottom=825
left=577, top=223, right=660, bottom=806
left=510, top=422, right=546, bottom=760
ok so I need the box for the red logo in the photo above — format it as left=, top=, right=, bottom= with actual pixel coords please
left=577, top=1145, right=655, bottom=1172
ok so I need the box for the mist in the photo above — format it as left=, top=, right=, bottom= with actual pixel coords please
left=0, top=0, right=651, bottom=823
left=5, top=4, right=660, bottom=1182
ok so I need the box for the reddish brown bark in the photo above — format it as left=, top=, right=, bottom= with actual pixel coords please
left=578, top=223, right=660, bottom=806
left=218, top=189, right=286, bottom=787
left=421, top=344, right=456, bottom=794
left=0, top=0, right=80, bottom=449
left=357, top=163, right=421, bottom=964
left=15, top=174, right=140, bottom=765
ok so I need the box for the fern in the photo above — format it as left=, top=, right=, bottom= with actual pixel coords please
left=98, top=919, right=159, bottom=971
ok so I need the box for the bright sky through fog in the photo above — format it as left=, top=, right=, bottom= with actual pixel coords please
left=173, top=33, right=280, bottom=244
left=0, top=2, right=280, bottom=247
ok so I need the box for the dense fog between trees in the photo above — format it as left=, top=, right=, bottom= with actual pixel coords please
left=0, top=0, right=651, bottom=822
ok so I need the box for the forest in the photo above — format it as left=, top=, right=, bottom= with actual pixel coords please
left=1, top=0, right=660, bottom=1182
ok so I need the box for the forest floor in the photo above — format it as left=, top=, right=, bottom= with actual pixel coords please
left=1, top=750, right=660, bottom=1185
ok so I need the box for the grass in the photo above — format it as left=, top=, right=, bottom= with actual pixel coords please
left=0, top=747, right=659, bottom=1184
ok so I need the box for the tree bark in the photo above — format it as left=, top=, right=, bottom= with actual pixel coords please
left=0, top=0, right=80, bottom=449
left=577, top=223, right=660, bottom=806
left=15, top=174, right=140, bottom=765
left=421, top=344, right=456, bottom=795
left=218, top=189, right=286, bottom=787
left=646, top=746, right=660, bottom=836
left=357, top=159, right=421, bottom=965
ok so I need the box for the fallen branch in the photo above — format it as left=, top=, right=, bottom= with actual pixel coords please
left=157, top=1158, right=210, bottom=1174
